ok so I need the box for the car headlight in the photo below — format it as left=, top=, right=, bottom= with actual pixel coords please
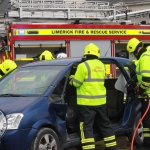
left=6, top=113, right=24, bottom=130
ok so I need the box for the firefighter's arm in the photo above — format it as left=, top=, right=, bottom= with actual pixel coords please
left=69, top=63, right=85, bottom=87
left=139, top=56, right=150, bottom=93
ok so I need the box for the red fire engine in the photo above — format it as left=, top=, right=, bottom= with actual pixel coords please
left=0, top=23, right=149, bottom=77
left=1, top=0, right=150, bottom=77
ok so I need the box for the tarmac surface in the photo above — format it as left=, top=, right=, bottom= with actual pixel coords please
left=67, top=136, right=150, bottom=150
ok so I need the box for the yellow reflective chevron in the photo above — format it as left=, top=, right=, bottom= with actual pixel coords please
left=80, top=122, right=85, bottom=140
left=104, top=135, right=117, bottom=148
left=105, top=141, right=117, bottom=147
left=81, top=138, right=95, bottom=143
left=144, top=128, right=150, bottom=131
left=104, top=135, right=115, bottom=141
left=82, top=144, right=95, bottom=150
left=144, top=133, right=150, bottom=137
left=80, top=122, right=95, bottom=150
left=143, top=128, right=150, bottom=137
left=141, top=81, right=150, bottom=87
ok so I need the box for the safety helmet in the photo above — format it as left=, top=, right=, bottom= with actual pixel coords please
left=56, top=53, right=67, bottom=59
left=1, top=59, right=17, bottom=75
left=146, top=46, right=150, bottom=51
left=39, top=50, right=54, bottom=61
left=127, top=38, right=143, bottom=53
left=84, top=43, right=100, bottom=57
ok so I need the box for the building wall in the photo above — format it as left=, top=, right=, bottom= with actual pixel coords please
left=128, top=4, right=150, bottom=23
left=128, top=4, right=150, bottom=10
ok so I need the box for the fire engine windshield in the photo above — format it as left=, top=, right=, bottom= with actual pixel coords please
left=0, top=66, right=65, bottom=96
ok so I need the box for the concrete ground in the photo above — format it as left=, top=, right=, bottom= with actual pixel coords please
left=67, top=136, right=149, bottom=150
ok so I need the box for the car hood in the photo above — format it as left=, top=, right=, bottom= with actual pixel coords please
left=0, top=97, right=39, bottom=115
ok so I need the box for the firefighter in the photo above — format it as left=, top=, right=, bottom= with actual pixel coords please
left=56, top=52, right=67, bottom=58
left=69, top=43, right=117, bottom=150
left=38, top=50, right=55, bottom=82
left=0, top=59, right=17, bottom=78
left=39, top=50, right=55, bottom=60
left=146, top=45, right=150, bottom=51
left=127, top=38, right=150, bottom=148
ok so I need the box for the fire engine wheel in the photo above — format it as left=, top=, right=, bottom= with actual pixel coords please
left=128, top=112, right=144, bottom=146
left=30, top=128, right=61, bottom=150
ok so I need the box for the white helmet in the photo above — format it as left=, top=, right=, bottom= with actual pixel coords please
left=56, top=53, right=67, bottom=59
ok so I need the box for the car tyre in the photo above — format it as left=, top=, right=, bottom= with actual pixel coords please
left=30, top=128, right=61, bottom=150
left=128, top=112, right=144, bottom=146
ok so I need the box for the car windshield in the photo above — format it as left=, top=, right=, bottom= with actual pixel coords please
left=0, top=65, right=65, bottom=96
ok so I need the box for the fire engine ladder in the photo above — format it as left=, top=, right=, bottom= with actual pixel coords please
left=6, top=0, right=130, bottom=23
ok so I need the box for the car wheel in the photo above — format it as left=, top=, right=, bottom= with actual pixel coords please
left=30, top=128, right=61, bottom=150
left=128, top=112, right=144, bottom=146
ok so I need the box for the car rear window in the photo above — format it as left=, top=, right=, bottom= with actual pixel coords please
left=0, top=65, right=65, bottom=96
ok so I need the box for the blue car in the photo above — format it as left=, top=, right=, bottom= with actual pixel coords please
left=0, top=57, right=143, bottom=150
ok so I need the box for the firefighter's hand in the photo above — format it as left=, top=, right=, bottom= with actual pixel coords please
left=69, top=75, right=74, bottom=80
left=134, top=86, right=139, bottom=93
left=69, top=75, right=74, bottom=86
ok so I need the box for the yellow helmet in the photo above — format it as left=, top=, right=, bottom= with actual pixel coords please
left=146, top=46, right=150, bottom=51
left=127, top=38, right=143, bottom=53
left=39, top=50, right=55, bottom=61
left=1, top=59, right=17, bottom=74
left=84, top=43, right=100, bottom=57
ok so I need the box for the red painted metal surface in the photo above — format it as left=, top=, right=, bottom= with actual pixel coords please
left=111, top=40, right=116, bottom=78
left=66, top=40, right=71, bottom=57
left=10, top=24, right=150, bottom=29
left=11, top=35, right=150, bottom=41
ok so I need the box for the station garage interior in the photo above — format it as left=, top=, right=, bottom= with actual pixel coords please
left=14, top=41, right=66, bottom=67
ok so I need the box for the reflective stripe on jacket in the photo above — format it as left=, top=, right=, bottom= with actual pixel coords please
left=136, top=51, right=150, bottom=95
left=72, top=59, right=106, bottom=106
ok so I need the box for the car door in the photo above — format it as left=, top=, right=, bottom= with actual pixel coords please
left=46, top=64, right=73, bottom=142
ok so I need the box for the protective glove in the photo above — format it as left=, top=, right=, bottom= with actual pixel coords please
left=69, top=75, right=74, bottom=86
left=69, top=75, right=74, bottom=79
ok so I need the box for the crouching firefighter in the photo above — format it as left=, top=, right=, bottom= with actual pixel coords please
left=0, top=59, right=17, bottom=78
left=127, top=38, right=150, bottom=148
left=69, top=43, right=117, bottom=150
left=39, top=50, right=55, bottom=61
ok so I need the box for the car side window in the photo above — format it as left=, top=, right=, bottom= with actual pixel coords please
left=50, top=71, right=70, bottom=101
left=124, top=65, right=136, bottom=79
left=52, top=77, right=66, bottom=96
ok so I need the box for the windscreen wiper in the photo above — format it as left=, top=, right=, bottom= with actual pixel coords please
left=0, top=94, right=26, bottom=97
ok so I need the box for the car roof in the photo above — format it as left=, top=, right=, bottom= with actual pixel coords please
left=20, top=57, right=133, bottom=68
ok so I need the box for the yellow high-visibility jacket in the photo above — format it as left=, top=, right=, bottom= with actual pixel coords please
left=72, top=59, right=106, bottom=106
left=136, top=51, right=150, bottom=95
